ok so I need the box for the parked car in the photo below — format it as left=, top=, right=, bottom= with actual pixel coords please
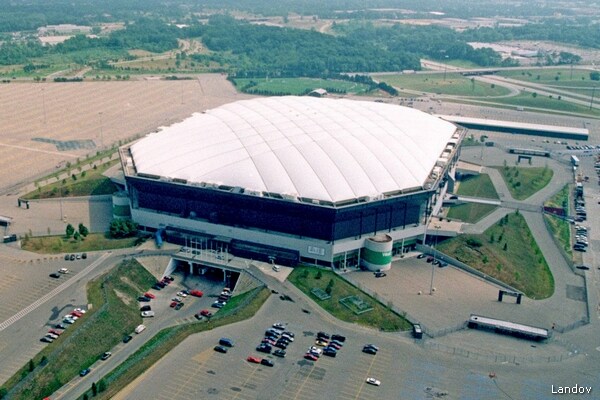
left=272, top=322, right=286, bottom=330
left=140, top=305, right=151, bottom=312
left=304, top=353, right=318, bottom=361
left=46, top=333, right=59, bottom=340
left=174, top=302, right=184, bottom=310
left=49, top=272, right=61, bottom=279
left=152, top=284, right=163, bottom=291
left=260, top=359, right=274, bottom=367
left=362, top=347, right=377, bottom=355
left=79, top=368, right=91, bottom=377
left=41, top=337, right=54, bottom=343
left=100, top=352, right=112, bottom=360
left=64, top=254, right=70, bottom=260
left=55, top=323, right=66, bottom=330
left=190, top=290, right=204, bottom=297
left=170, top=301, right=178, bottom=308
left=273, top=349, right=286, bottom=358
left=48, top=329, right=62, bottom=336
left=316, top=331, right=330, bottom=340
left=219, top=338, right=234, bottom=347
left=374, top=271, right=387, bottom=278
left=412, top=324, right=423, bottom=339
left=364, top=343, right=379, bottom=351
left=171, top=296, right=183, bottom=303
left=138, top=296, right=151, bottom=302
left=214, top=345, right=228, bottom=354
left=256, top=344, right=272, bottom=353
left=247, top=356, right=261, bottom=364
left=200, top=309, right=213, bottom=317
left=141, top=311, right=155, bottom=317
left=177, top=291, right=188, bottom=298
left=331, top=334, right=346, bottom=342
left=59, top=268, right=69, bottom=274
left=366, top=377, right=381, bottom=386
left=81, top=253, right=87, bottom=259
left=144, top=292, right=156, bottom=299
left=323, top=348, right=337, bottom=357
left=417, top=253, right=426, bottom=259
left=426, top=256, right=434, bottom=263
left=315, top=339, right=328, bottom=347
left=212, top=301, right=226, bottom=308
left=123, top=335, right=133, bottom=343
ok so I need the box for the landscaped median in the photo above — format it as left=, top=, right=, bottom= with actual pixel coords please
left=446, top=173, right=499, bottom=223
left=1, top=259, right=155, bottom=400
left=437, top=211, right=554, bottom=299
left=494, top=165, right=553, bottom=201
left=0, top=258, right=269, bottom=400
left=288, top=266, right=412, bottom=331
left=92, top=286, right=269, bottom=400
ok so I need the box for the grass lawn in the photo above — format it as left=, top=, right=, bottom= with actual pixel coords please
left=93, top=286, right=270, bottom=400
left=543, top=184, right=572, bottom=257
left=461, top=136, right=483, bottom=147
left=489, top=92, right=600, bottom=117
left=232, top=77, right=372, bottom=95
left=4, top=259, right=155, bottom=400
left=494, top=165, right=553, bottom=200
left=446, top=203, right=497, bottom=224
left=455, top=173, right=499, bottom=199
left=437, top=212, right=554, bottom=299
left=497, top=68, right=594, bottom=87
left=24, top=159, right=119, bottom=199
left=21, top=232, right=141, bottom=253
left=373, top=73, right=511, bottom=97
left=288, top=266, right=411, bottom=331
left=446, top=173, right=499, bottom=223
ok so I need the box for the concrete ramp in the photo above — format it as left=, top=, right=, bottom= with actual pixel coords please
left=135, top=255, right=172, bottom=280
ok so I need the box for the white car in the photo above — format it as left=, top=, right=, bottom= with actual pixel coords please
left=308, top=346, right=322, bottom=356
left=63, top=317, right=76, bottom=324
left=141, top=311, right=155, bottom=318
left=172, top=296, right=183, bottom=303
left=59, top=268, right=69, bottom=274
left=74, top=308, right=87, bottom=314
left=46, top=333, right=59, bottom=340
left=176, top=291, right=188, bottom=298
left=366, top=378, right=381, bottom=386
left=65, top=314, right=78, bottom=320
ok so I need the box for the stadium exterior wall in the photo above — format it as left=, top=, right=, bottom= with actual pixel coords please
left=126, top=176, right=429, bottom=243
left=131, top=208, right=426, bottom=266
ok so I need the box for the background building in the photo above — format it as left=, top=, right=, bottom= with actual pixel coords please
left=120, top=96, right=464, bottom=270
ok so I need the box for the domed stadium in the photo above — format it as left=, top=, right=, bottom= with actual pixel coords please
left=120, top=96, right=464, bottom=270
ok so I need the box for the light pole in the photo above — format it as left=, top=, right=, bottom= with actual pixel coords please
left=443, top=55, right=449, bottom=81
left=98, top=112, right=104, bottom=148
left=590, top=86, right=596, bottom=110
left=429, top=225, right=441, bottom=295
left=41, top=88, right=47, bottom=125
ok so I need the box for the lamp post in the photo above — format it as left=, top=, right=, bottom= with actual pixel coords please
left=98, top=112, right=104, bottom=148
left=590, top=86, right=596, bottom=110
left=429, top=225, right=441, bottom=295
left=443, top=55, right=449, bottom=81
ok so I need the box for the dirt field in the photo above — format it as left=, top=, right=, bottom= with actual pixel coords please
left=0, top=75, right=252, bottom=193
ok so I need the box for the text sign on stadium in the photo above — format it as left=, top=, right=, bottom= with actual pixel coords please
left=308, top=246, right=325, bottom=256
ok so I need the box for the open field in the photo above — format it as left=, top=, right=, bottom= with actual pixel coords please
left=497, top=68, right=596, bottom=88
left=447, top=203, right=497, bottom=224
left=488, top=92, right=600, bottom=116
left=0, top=76, right=251, bottom=193
left=288, top=266, right=411, bottom=331
left=373, top=72, right=511, bottom=97
left=437, top=212, right=554, bottom=299
left=232, top=77, right=372, bottom=95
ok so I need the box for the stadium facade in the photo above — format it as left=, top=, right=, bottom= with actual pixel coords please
left=120, top=96, right=465, bottom=270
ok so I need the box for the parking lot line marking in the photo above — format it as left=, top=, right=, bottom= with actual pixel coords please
left=352, top=352, right=379, bottom=400
left=292, top=363, right=318, bottom=400
left=0, top=253, right=110, bottom=332
left=229, top=363, right=263, bottom=400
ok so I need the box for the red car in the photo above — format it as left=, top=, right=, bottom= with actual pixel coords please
left=200, top=309, right=213, bottom=317
left=304, top=353, right=318, bottom=361
left=48, top=329, right=62, bottom=336
left=190, top=290, right=204, bottom=297
left=170, top=301, right=178, bottom=308
left=144, top=292, right=156, bottom=299
left=247, top=356, right=262, bottom=364
left=71, top=311, right=84, bottom=318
